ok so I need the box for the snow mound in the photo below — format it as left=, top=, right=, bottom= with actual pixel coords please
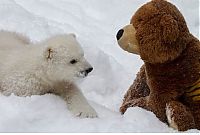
left=0, top=94, right=172, bottom=132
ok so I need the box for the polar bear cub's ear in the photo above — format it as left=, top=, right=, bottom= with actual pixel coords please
left=45, top=47, right=54, bottom=60
left=68, top=33, right=76, bottom=38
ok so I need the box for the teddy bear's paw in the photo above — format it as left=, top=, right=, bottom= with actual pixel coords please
left=120, top=105, right=128, bottom=114
left=166, top=101, right=195, bottom=131
left=120, top=97, right=149, bottom=114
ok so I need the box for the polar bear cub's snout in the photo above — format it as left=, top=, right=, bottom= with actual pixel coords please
left=79, top=67, right=93, bottom=78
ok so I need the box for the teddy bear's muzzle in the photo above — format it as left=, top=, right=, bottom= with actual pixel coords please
left=116, top=24, right=140, bottom=55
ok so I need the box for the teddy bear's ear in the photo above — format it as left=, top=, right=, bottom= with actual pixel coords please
left=138, top=14, right=184, bottom=64
left=160, top=14, right=179, bottom=43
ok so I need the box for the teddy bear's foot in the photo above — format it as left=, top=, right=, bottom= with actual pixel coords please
left=120, top=97, right=149, bottom=114
left=166, top=101, right=195, bottom=131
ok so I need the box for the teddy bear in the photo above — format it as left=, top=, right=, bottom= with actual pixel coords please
left=116, top=0, right=200, bottom=131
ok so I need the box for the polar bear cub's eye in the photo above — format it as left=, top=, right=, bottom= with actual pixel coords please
left=70, top=59, right=78, bottom=64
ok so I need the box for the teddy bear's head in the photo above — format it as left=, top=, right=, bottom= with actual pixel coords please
left=116, top=0, right=190, bottom=64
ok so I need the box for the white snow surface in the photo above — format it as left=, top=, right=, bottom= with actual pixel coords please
left=0, top=0, right=199, bottom=133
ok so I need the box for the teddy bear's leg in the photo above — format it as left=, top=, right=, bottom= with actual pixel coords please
left=193, top=111, right=200, bottom=130
left=120, top=65, right=150, bottom=114
left=190, top=106, right=200, bottom=130
left=166, top=101, right=195, bottom=131
left=147, top=93, right=174, bottom=123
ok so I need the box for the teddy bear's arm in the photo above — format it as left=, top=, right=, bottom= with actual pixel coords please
left=120, top=64, right=150, bottom=113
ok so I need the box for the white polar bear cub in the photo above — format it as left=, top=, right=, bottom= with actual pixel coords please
left=0, top=31, right=97, bottom=118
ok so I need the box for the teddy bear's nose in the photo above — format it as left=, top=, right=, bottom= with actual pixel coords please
left=116, top=29, right=124, bottom=40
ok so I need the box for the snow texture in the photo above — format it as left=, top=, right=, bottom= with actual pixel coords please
left=0, top=0, right=199, bottom=133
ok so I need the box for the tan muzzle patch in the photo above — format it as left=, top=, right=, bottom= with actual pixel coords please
left=116, top=24, right=139, bottom=54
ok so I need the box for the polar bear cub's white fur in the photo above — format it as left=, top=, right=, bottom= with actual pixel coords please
left=0, top=31, right=97, bottom=118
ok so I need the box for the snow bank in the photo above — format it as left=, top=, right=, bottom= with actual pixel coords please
left=0, top=94, right=170, bottom=132
left=0, top=0, right=199, bottom=132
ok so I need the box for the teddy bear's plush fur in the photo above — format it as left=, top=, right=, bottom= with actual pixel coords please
left=116, top=0, right=200, bottom=131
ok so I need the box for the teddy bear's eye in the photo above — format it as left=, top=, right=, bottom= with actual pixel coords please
left=70, top=59, right=78, bottom=64
left=138, top=18, right=143, bottom=22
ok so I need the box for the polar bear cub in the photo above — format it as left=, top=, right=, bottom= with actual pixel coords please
left=0, top=31, right=97, bottom=118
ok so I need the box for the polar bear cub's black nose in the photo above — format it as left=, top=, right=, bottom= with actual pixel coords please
left=86, top=67, right=93, bottom=74
left=116, top=29, right=124, bottom=40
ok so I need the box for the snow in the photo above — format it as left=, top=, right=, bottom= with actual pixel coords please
left=0, top=0, right=199, bottom=133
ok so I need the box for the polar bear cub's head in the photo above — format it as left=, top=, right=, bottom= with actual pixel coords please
left=42, top=34, right=93, bottom=82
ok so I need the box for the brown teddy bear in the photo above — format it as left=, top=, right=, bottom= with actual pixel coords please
left=116, top=0, right=200, bottom=131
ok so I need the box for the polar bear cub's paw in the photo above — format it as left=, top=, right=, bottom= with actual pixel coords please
left=71, top=106, right=98, bottom=118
